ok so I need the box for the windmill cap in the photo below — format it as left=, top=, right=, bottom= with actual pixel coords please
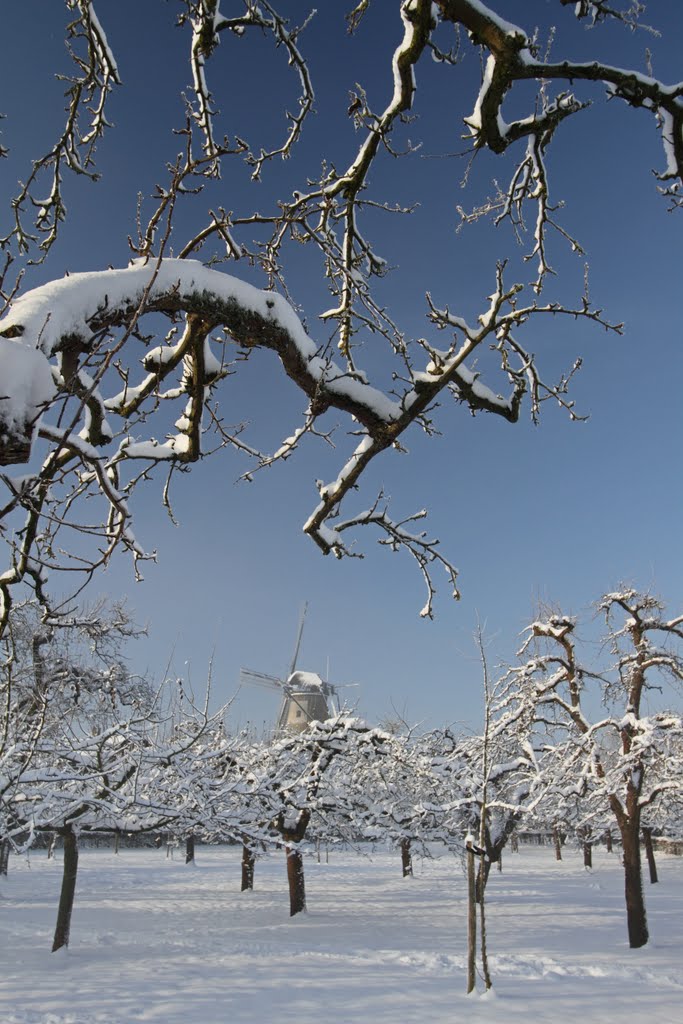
left=287, top=670, right=324, bottom=691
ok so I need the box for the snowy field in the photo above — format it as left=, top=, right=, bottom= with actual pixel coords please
left=2, top=843, right=682, bottom=1024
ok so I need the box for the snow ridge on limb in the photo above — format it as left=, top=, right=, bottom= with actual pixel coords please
left=0, top=259, right=401, bottom=432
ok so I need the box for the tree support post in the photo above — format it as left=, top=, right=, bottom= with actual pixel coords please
left=466, top=841, right=477, bottom=994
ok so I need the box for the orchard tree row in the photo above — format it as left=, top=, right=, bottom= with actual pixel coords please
left=2, top=588, right=681, bottom=954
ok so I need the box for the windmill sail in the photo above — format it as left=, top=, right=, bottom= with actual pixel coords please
left=288, top=601, right=308, bottom=678
left=239, top=668, right=284, bottom=691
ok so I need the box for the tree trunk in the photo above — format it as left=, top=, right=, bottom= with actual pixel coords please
left=400, top=838, right=413, bottom=878
left=185, top=833, right=195, bottom=865
left=466, top=843, right=476, bottom=994
left=642, top=827, right=658, bottom=884
left=475, top=856, right=492, bottom=903
left=286, top=846, right=306, bottom=916
left=114, top=831, right=120, bottom=855
left=553, top=827, right=563, bottom=861
left=621, top=819, right=648, bottom=948
left=0, top=839, right=9, bottom=876
left=578, top=827, right=593, bottom=869
left=47, top=833, right=57, bottom=859
left=583, top=839, right=592, bottom=869
left=241, top=842, right=255, bottom=892
left=510, top=834, right=519, bottom=853
left=52, top=827, right=78, bottom=952
left=605, top=829, right=613, bottom=853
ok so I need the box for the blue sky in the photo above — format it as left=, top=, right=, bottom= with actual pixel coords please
left=1, top=1, right=681, bottom=731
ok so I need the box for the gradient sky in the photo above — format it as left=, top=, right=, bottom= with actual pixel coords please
left=1, top=1, right=681, bottom=732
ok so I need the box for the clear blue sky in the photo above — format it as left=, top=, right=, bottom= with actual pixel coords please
left=1, top=1, right=681, bottom=731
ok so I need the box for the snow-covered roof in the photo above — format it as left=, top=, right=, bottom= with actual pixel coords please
left=286, top=670, right=324, bottom=692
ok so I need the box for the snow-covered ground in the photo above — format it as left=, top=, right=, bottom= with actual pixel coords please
left=2, top=842, right=682, bottom=1023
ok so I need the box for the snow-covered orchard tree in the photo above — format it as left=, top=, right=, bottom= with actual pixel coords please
left=0, top=599, right=146, bottom=870
left=510, top=590, right=683, bottom=949
left=40, top=697, right=237, bottom=951
left=341, top=726, right=443, bottom=875
left=260, top=715, right=389, bottom=915
left=0, top=1, right=680, bottom=628
left=4, top=631, right=234, bottom=951
left=457, top=683, right=540, bottom=898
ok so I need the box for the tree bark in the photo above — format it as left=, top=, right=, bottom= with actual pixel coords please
left=241, top=842, right=255, bottom=892
left=621, top=819, right=648, bottom=948
left=52, top=827, right=78, bottom=952
left=642, top=827, right=658, bottom=885
left=400, top=837, right=413, bottom=878
left=0, top=839, right=9, bottom=876
left=578, top=826, right=593, bottom=869
left=583, top=838, right=592, bottom=869
left=185, top=833, right=195, bottom=864
left=286, top=846, right=306, bottom=916
left=475, top=856, right=492, bottom=903
left=553, top=827, right=563, bottom=861
left=605, top=829, right=613, bottom=854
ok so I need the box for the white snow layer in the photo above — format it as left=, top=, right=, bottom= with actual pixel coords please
left=0, top=338, right=55, bottom=432
left=2, top=843, right=682, bottom=1023
left=0, top=260, right=401, bottom=446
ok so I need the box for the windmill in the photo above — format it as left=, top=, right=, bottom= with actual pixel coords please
left=240, top=604, right=351, bottom=734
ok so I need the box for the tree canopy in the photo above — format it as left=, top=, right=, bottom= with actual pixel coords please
left=0, top=1, right=680, bottom=632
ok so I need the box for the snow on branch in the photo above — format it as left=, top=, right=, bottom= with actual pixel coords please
left=0, top=2, right=678, bottom=623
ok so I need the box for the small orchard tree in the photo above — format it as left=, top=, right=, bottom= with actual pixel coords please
left=0, top=600, right=145, bottom=868
left=12, top=650, right=232, bottom=952
left=0, top=2, right=680, bottom=628
left=261, top=716, right=388, bottom=915
left=347, top=726, right=440, bottom=877
left=644, top=726, right=683, bottom=860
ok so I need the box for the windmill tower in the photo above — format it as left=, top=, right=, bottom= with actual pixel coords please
left=240, top=604, right=345, bottom=735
